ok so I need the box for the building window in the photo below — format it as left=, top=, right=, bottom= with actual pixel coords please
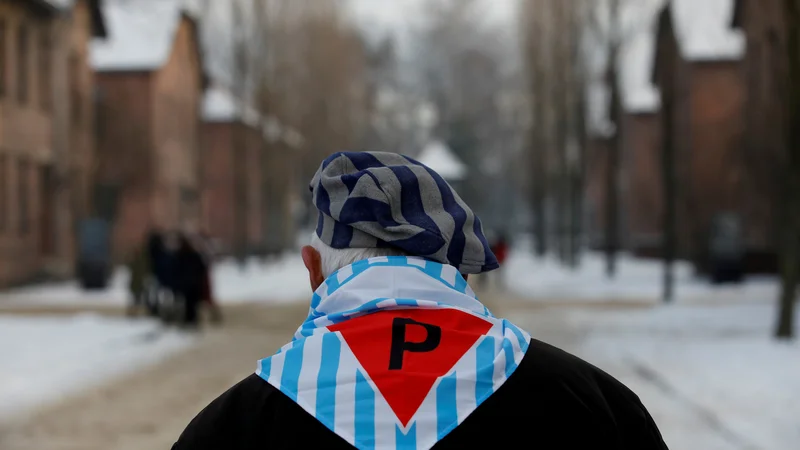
left=39, top=27, right=51, bottom=111
left=17, top=24, right=29, bottom=105
left=0, top=20, right=6, bottom=98
left=18, top=159, right=29, bottom=234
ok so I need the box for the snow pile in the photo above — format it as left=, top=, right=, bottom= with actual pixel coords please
left=505, top=244, right=778, bottom=303
left=210, top=253, right=312, bottom=303
left=416, top=141, right=467, bottom=180
left=569, top=302, right=800, bottom=449
left=0, top=314, right=195, bottom=421
left=672, top=0, right=745, bottom=61
left=0, top=253, right=311, bottom=308
left=202, top=85, right=262, bottom=126
left=91, top=0, right=186, bottom=71
left=622, top=20, right=661, bottom=113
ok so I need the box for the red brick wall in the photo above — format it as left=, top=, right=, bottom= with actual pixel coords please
left=736, top=0, right=784, bottom=250
left=685, top=61, right=748, bottom=249
left=245, top=126, right=263, bottom=248
left=583, top=136, right=610, bottom=248
left=201, top=122, right=236, bottom=252
left=0, top=2, right=56, bottom=285
left=201, top=121, right=266, bottom=254
left=152, top=18, right=202, bottom=231
left=624, top=111, right=663, bottom=249
left=94, top=73, right=155, bottom=259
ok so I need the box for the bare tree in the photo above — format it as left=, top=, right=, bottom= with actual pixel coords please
left=775, top=0, right=800, bottom=338
left=413, top=0, right=511, bottom=222
left=519, top=0, right=590, bottom=263
left=520, top=0, right=552, bottom=257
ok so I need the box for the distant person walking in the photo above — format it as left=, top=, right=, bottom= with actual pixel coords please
left=174, top=234, right=208, bottom=329
left=126, top=234, right=152, bottom=317
left=193, top=229, right=223, bottom=324
left=489, top=233, right=509, bottom=290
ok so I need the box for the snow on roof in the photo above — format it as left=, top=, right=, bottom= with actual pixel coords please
left=671, top=0, right=744, bottom=60
left=202, top=84, right=306, bottom=148
left=621, top=16, right=661, bottom=113
left=202, top=85, right=261, bottom=127
left=90, top=0, right=185, bottom=71
left=585, top=0, right=663, bottom=131
left=416, top=141, right=467, bottom=181
left=43, top=0, right=73, bottom=9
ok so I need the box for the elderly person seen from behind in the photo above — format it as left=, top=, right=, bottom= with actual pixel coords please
left=173, top=151, right=667, bottom=450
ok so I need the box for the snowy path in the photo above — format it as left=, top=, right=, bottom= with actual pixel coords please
left=1, top=286, right=797, bottom=449
left=0, top=315, right=196, bottom=423
left=0, top=303, right=309, bottom=450
left=0, top=254, right=310, bottom=308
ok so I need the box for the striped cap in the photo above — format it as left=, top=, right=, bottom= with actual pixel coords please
left=310, top=151, right=498, bottom=274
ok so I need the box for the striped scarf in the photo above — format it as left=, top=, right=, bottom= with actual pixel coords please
left=256, top=256, right=531, bottom=450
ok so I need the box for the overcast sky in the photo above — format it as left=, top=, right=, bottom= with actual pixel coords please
left=347, top=0, right=519, bottom=50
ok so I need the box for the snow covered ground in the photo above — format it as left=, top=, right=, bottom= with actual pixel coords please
left=504, top=244, right=778, bottom=304
left=0, top=314, right=196, bottom=422
left=567, top=302, right=800, bottom=450
left=0, top=253, right=311, bottom=308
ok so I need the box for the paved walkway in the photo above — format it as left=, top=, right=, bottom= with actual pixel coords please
left=0, top=289, right=738, bottom=450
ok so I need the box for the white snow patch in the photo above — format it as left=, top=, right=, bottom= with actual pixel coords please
left=0, top=254, right=311, bottom=308
left=568, top=302, right=800, bottom=450
left=505, top=242, right=778, bottom=304
left=416, top=140, right=467, bottom=181
left=672, top=0, right=745, bottom=61
left=202, top=85, right=262, bottom=127
left=91, top=0, right=186, bottom=71
left=621, top=19, right=661, bottom=113
left=0, top=314, right=196, bottom=421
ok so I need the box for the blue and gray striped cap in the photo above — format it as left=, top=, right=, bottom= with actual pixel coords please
left=310, top=151, right=498, bottom=274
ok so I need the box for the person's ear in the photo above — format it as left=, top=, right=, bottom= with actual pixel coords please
left=301, top=245, right=325, bottom=291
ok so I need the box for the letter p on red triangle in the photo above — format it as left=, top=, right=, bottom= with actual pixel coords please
left=328, top=308, right=492, bottom=427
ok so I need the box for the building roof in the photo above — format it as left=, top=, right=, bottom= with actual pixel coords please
left=43, top=0, right=107, bottom=37
left=90, top=0, right=193, bottom=71
left=622, top=9, right=662, bottom=113
left=586, top=0, right=662, bottom=134
left=731, top=0, right=743, bottom=28
left=202, top=84, right=306, bottom=149
left=416, top=141, right=467, bottom=181
left=202, top=85, right=261, bottom=127
left=671, top=0, right=744, bottom=60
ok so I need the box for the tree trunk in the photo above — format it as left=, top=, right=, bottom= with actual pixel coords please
left=774, top=203, right=798, bottom=338
left=662, top=100, right=677, bottom=303
left=604, top=46, right=622, bottom=279
left=233, top=126, right=248, bottom=267
left=775, top=0, right=800, bottom=338
left=532, top=143, right=548, bottom=257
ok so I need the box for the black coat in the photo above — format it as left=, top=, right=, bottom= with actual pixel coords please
left=172, top=338, right=668, bottom=449
left=174, top=245, right=208, bottom=298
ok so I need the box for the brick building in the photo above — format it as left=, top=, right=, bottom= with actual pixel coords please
left=0, top=0, right=104, bottom=287
left=653, top=0, right=771, bottom=266
left=730, top=0, right=785, bottom=255
left=201, top=84, right=303, bottom=256
left=201, top=85, right=266, bottom=256
left=584, top=9, right=663, bottom=255
left=91, top=0, right=204, bottom=259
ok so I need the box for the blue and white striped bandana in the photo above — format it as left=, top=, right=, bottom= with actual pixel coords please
left=256, top=256, right=531, bottom=450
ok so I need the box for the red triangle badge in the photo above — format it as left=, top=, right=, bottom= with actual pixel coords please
left=328, top=308, right=492, bottom=426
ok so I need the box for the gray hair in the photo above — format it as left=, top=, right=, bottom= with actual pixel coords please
left=310, top=233, right=407, bottom=279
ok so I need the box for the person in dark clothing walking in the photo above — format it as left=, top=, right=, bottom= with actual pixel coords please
left=173, top=152, right=668, bottom=450
left=174, top=234, right=208, bottom=328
